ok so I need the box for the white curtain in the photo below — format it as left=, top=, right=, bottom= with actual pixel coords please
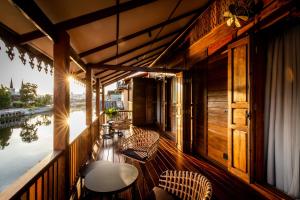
left=264, top=25, right=300, bottom=199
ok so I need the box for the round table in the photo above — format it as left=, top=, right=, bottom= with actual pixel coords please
left=85, top=161, right=138, bottom=196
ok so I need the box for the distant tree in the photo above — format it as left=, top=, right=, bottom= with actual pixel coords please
left=0, top=85, right=11, bottom=109
left=20, top=83, right=37, bottom=106
left=35, top=94, right=52, bottom=107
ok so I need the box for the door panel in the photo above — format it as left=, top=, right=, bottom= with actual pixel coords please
left=176, top=72, right=183, bottom=150
left=228, top=36, right=251, bottom=182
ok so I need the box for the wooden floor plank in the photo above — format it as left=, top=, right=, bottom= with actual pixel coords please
left=84, top=126, right=265, bottom=200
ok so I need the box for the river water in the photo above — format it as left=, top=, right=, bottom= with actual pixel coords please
left=0, top=108, right=93, bottom=192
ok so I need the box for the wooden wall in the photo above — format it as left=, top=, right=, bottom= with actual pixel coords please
left=191, top=64, right=207, bottom=156
left=190, top=54, right=228, bottom=167
left=207, top=55, right=228, bottom=167
left=132, top=77, right=156, bottom=126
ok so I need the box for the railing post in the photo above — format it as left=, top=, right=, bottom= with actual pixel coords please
left=96, top=79, right=100, bottom=118
left=53, top=31, right=70, bottom=199
left=95, top=79, right=100, bottom=140
left=102, top=85, right=105, bottom=112
left=86, top=67, right=93, bottom=150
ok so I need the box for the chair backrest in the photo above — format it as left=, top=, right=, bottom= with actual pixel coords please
left=159, top=170, right=212, bottom=200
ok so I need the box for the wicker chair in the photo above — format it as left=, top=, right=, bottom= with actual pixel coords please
left=111, top=119, right=131, bottom=137
left=119, top=130, right=160, bottom=163
left=149, top=170, right=212, bottom=200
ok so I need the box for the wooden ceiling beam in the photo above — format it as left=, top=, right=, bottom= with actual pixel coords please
left=91, top=64, right=181, bottom=73
left=96, top=70, right=120, bottom=79
left=81, top=27, right=180, bottom=59
left=149, top=1, right=211, bottom=67
left=118, top=44, right=167, bottom=66
left=89, top=42, right=168, bottom=68
left=126, top=50, right=162, bottom=66
left=134, top=59, right=155, bottom=67
left=87, top=29, right=180, bottom=65
left=100, top=71, right=125, bottom=83
left=103, top=72, right=135, bottom=86
left=10, top=0, right=87, bottom=72
left=93, top=69, right=107, bottom=77
left=78, top=8, right=201, bottom=57
left=18, top=0, right=156, bottom=44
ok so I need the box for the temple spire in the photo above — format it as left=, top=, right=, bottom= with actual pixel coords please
left=10, top=78, right=13, bottom=89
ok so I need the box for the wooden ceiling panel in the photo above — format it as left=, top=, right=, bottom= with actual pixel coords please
left=34, top=0, right=129, bottom=24
left=82, top=46, right=117, bottom=64
left=110, top=36, right=173, bottom=65
left=0, top=0, right=37, bottom=34
left=29, top=37, right=53, bottom=59
left=124, top=48, right=164, bottom=66
left=172, top=0, right=208, bottom=18
left=117, top=29, right=160, bottom=53
left=97, top=70, right=119, bottom=79
left=157, top=16, right=193, bottom=37
left=119, top=1, right=174, bottom=37
left=68, top=16, right=116, bottom=53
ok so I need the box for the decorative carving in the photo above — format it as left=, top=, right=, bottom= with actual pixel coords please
left=37, top=59, right=42, bottom=72
left=189, top=0, right=236, bottom=45
left=0, top=38, right=54, bottom=75
left=17, top=47, right=27, bottom=65
left=44, top=64, right=48, bottom=74
left=28, top=55, right=35, bottom=69
left=5, top=42, right=15, bottom=61
left=50, top=66, right=53, bottom=76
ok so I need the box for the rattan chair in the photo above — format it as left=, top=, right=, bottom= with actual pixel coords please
left=151, top=170, right=212, bottom=200
left=119, top=130, right=160, bottom=163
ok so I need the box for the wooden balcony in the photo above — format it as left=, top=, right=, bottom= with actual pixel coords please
left=0, top=0, right=298, bottom=199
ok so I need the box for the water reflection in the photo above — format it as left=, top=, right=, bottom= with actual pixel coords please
left=0, top=128, right=12, bottom=149
left=0, top=109, right=88, bottom=192
left=19, top=115, right=51, bottom=143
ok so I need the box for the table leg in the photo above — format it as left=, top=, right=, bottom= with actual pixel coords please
left=132, top=182, right=137, bottom=200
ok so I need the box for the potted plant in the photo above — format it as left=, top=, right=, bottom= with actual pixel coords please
left=104, top=107, right=118, bottom=121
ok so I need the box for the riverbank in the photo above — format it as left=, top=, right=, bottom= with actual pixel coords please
left=0, top=106, right=53, bottom=120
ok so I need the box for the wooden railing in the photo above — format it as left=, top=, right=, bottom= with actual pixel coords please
left=1, top=113, right=106, bottom=200
left=0, top=151, right=65, bottom=200
left=109, top=110, right=132, bottom=121
left=69, top=113, right=105, bottom=191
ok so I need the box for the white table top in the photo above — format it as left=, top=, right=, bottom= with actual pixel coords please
left=84, top=161, right=139, bottom=193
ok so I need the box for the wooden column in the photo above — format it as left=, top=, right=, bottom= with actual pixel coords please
left=53, top=31, right=70, bottom=198
left=102, top=85, right=105, bottom=111
left=86, top=67, right=93, bottom=125
left=95, top=79, right=100, bottom=117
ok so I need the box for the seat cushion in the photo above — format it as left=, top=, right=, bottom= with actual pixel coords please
left=146, top=187, right=180, bottom=200
left=122, top=148, right=148, bottom=161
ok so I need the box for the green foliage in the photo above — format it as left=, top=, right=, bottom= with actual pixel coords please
left=104, top=107, right=118, bottom=119
left=20, top=83, right=37, bottom=106
left=0, top=85, right=11, bottom=109
left=34, top=94, right=52, bottom=107
left=12, top=101, right=25, bottom=108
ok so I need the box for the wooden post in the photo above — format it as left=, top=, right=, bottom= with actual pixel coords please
left=95, top=79, right=100, bottom=117
left=102, top=85, right=105, bottom=111
left=53, top=31, right=70, bottom=199
left=86, top=67, right=93, bottom=125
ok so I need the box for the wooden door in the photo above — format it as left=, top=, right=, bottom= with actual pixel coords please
left=176, top=72, right=183, bottom=150
left=228, top=36, right=251, bottom=182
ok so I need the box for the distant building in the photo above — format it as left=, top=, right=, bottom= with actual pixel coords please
left=9, top=78, right=20, bottom=101
left=106, top=90, right=122, bottom=101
